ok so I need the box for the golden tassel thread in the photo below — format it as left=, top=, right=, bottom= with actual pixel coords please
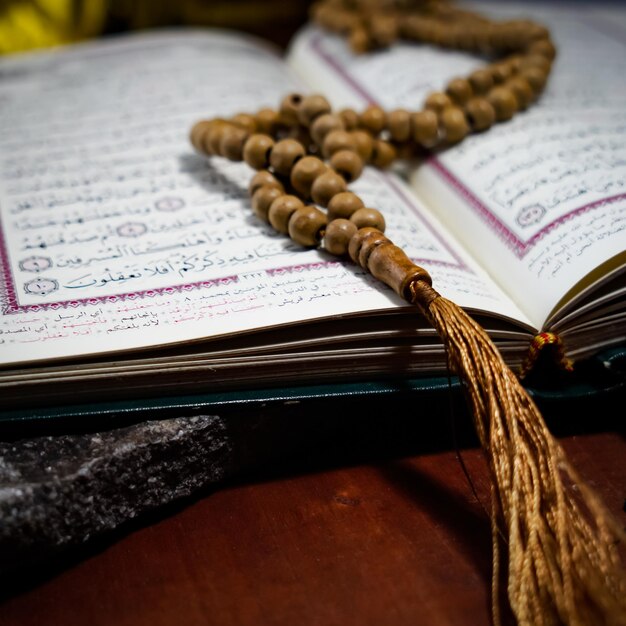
left=410, top=280, right=626, bottom=626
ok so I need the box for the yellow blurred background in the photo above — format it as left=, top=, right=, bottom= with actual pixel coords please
left=0, top=0, right=313, bottom=54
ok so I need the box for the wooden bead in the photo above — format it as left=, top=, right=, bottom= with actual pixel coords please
left=424, top=92, right=452, bottom=113
left=370, top=139, right=396, bottom=168
left=348, top=227, right=388, bottom=268
left=279, top=93, right=303, bottom=126
left=446, top=78, right=473, bottom=105
left=350, top=207, right=386, bottom=231
left=370, top=15, right=397, bottom=47
left=204, top=120, right=229, bottom=155
left=330, top=149, right=364, bottom=182
left=468, top=68, right=494, bottom=95
left=297, top=94, right=332, bottom=126
left=489, top=62, right=513, bottom=84
left=327, top=191, right=364, bottom=221
left=339, top=108, right=359, bottom=130
left=349, top=26, right=371, bottom=54
left=322, top=129, right=357, bottom=158
left=288, top=206, right=328, bottom=247
left=220, top=125, right=249, bottom=161
left=231, top=113, right=257, bottom=133
left=310, top=113, right=345, bottom=146
left=350, top=130, right=375, bottom=161
left=255, top=108, right=280, bottom=134
left=290, top=156, right=327, bottom=198
left=251, top=185, right=283, bottom=222
left=440, top=106, right=469, bottom=143
left=507, top=76, right=534, bottom=110
left=487, top=86, right=518, bottom=121
left=268, top=194, right=305, bottom=234
left=243, top=134, right=275, bottom=170
left=311, top=170, right=348, bottom=207
left=367, top=240, right=432, bottom=298
left=520, top=54, right=551, bottom=74
left=521, top=67, right=548, bottom=93
left=190, top=120, right=213, bottom=153
left=248, top=170, right=284, bottom=197
left=323, top=218, right=358, bottom=256
left=270, top=139, right=306, bottom=176
left=359, top=105, right=386, bottom=134
left=503, top=54, right=523, bottom=74
left=387, top=109, right=411, bottom=142
left=527, top=38, right=556, bottom=60
left=465, top=98, right=496, bottom=131
left=411, top=110, right=439, bottom=147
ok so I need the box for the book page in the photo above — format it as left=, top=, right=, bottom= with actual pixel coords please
left=288, top=3, right=626, bottom=330
left=0, top=30, right=528, bottom=367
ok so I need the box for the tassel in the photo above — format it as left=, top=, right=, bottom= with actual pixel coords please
left=411, top=282, right=626, bottom=626
left=351, top=229, right=626, bottom=625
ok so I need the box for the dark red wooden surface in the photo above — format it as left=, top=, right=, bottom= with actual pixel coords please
left=0, top=432, right=624, bottom=626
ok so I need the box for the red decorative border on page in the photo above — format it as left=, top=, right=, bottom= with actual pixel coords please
left=428, top=161, right=626, bottom=258
left=307, top=31, right=626, bottom=259
left=0, top=170, right=465, bottom=313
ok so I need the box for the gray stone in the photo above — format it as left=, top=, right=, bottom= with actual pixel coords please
left=0, top=414, right=232, bottom=572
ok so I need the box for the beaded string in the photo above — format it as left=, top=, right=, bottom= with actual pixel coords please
left=190, top=2, right=626, bottom=625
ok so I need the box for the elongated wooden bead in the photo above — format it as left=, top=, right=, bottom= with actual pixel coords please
left=270, top=139, right=306, bottom=176
left=290, top=156, right=327, bottom=198
left=348, top=227, right=389, bottom=268
left=311, top=170, right=347, bottom=206
left=251, top=185, right=283, bottom=222
left=243, top=134, right=275, bottom=170
left=330, top=149, right=364, bottom=182
left=249, top=170, right=284, bottom=197
left=327, top=191, right=364, bottom=221
left=268, top=194, right=305, bottom=234
left=288, top=206, right=328, bottom=247
left=367, top=241, right=432, bottom=299
left=323, top=218, right=358, bottom=256
left=350, top=207, right=386, bottom=231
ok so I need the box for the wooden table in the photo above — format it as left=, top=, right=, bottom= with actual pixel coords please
left=0, top=424, right=624, bottom=626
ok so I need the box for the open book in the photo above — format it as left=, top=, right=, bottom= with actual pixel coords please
left=1, top=2, right=625, bottom=410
